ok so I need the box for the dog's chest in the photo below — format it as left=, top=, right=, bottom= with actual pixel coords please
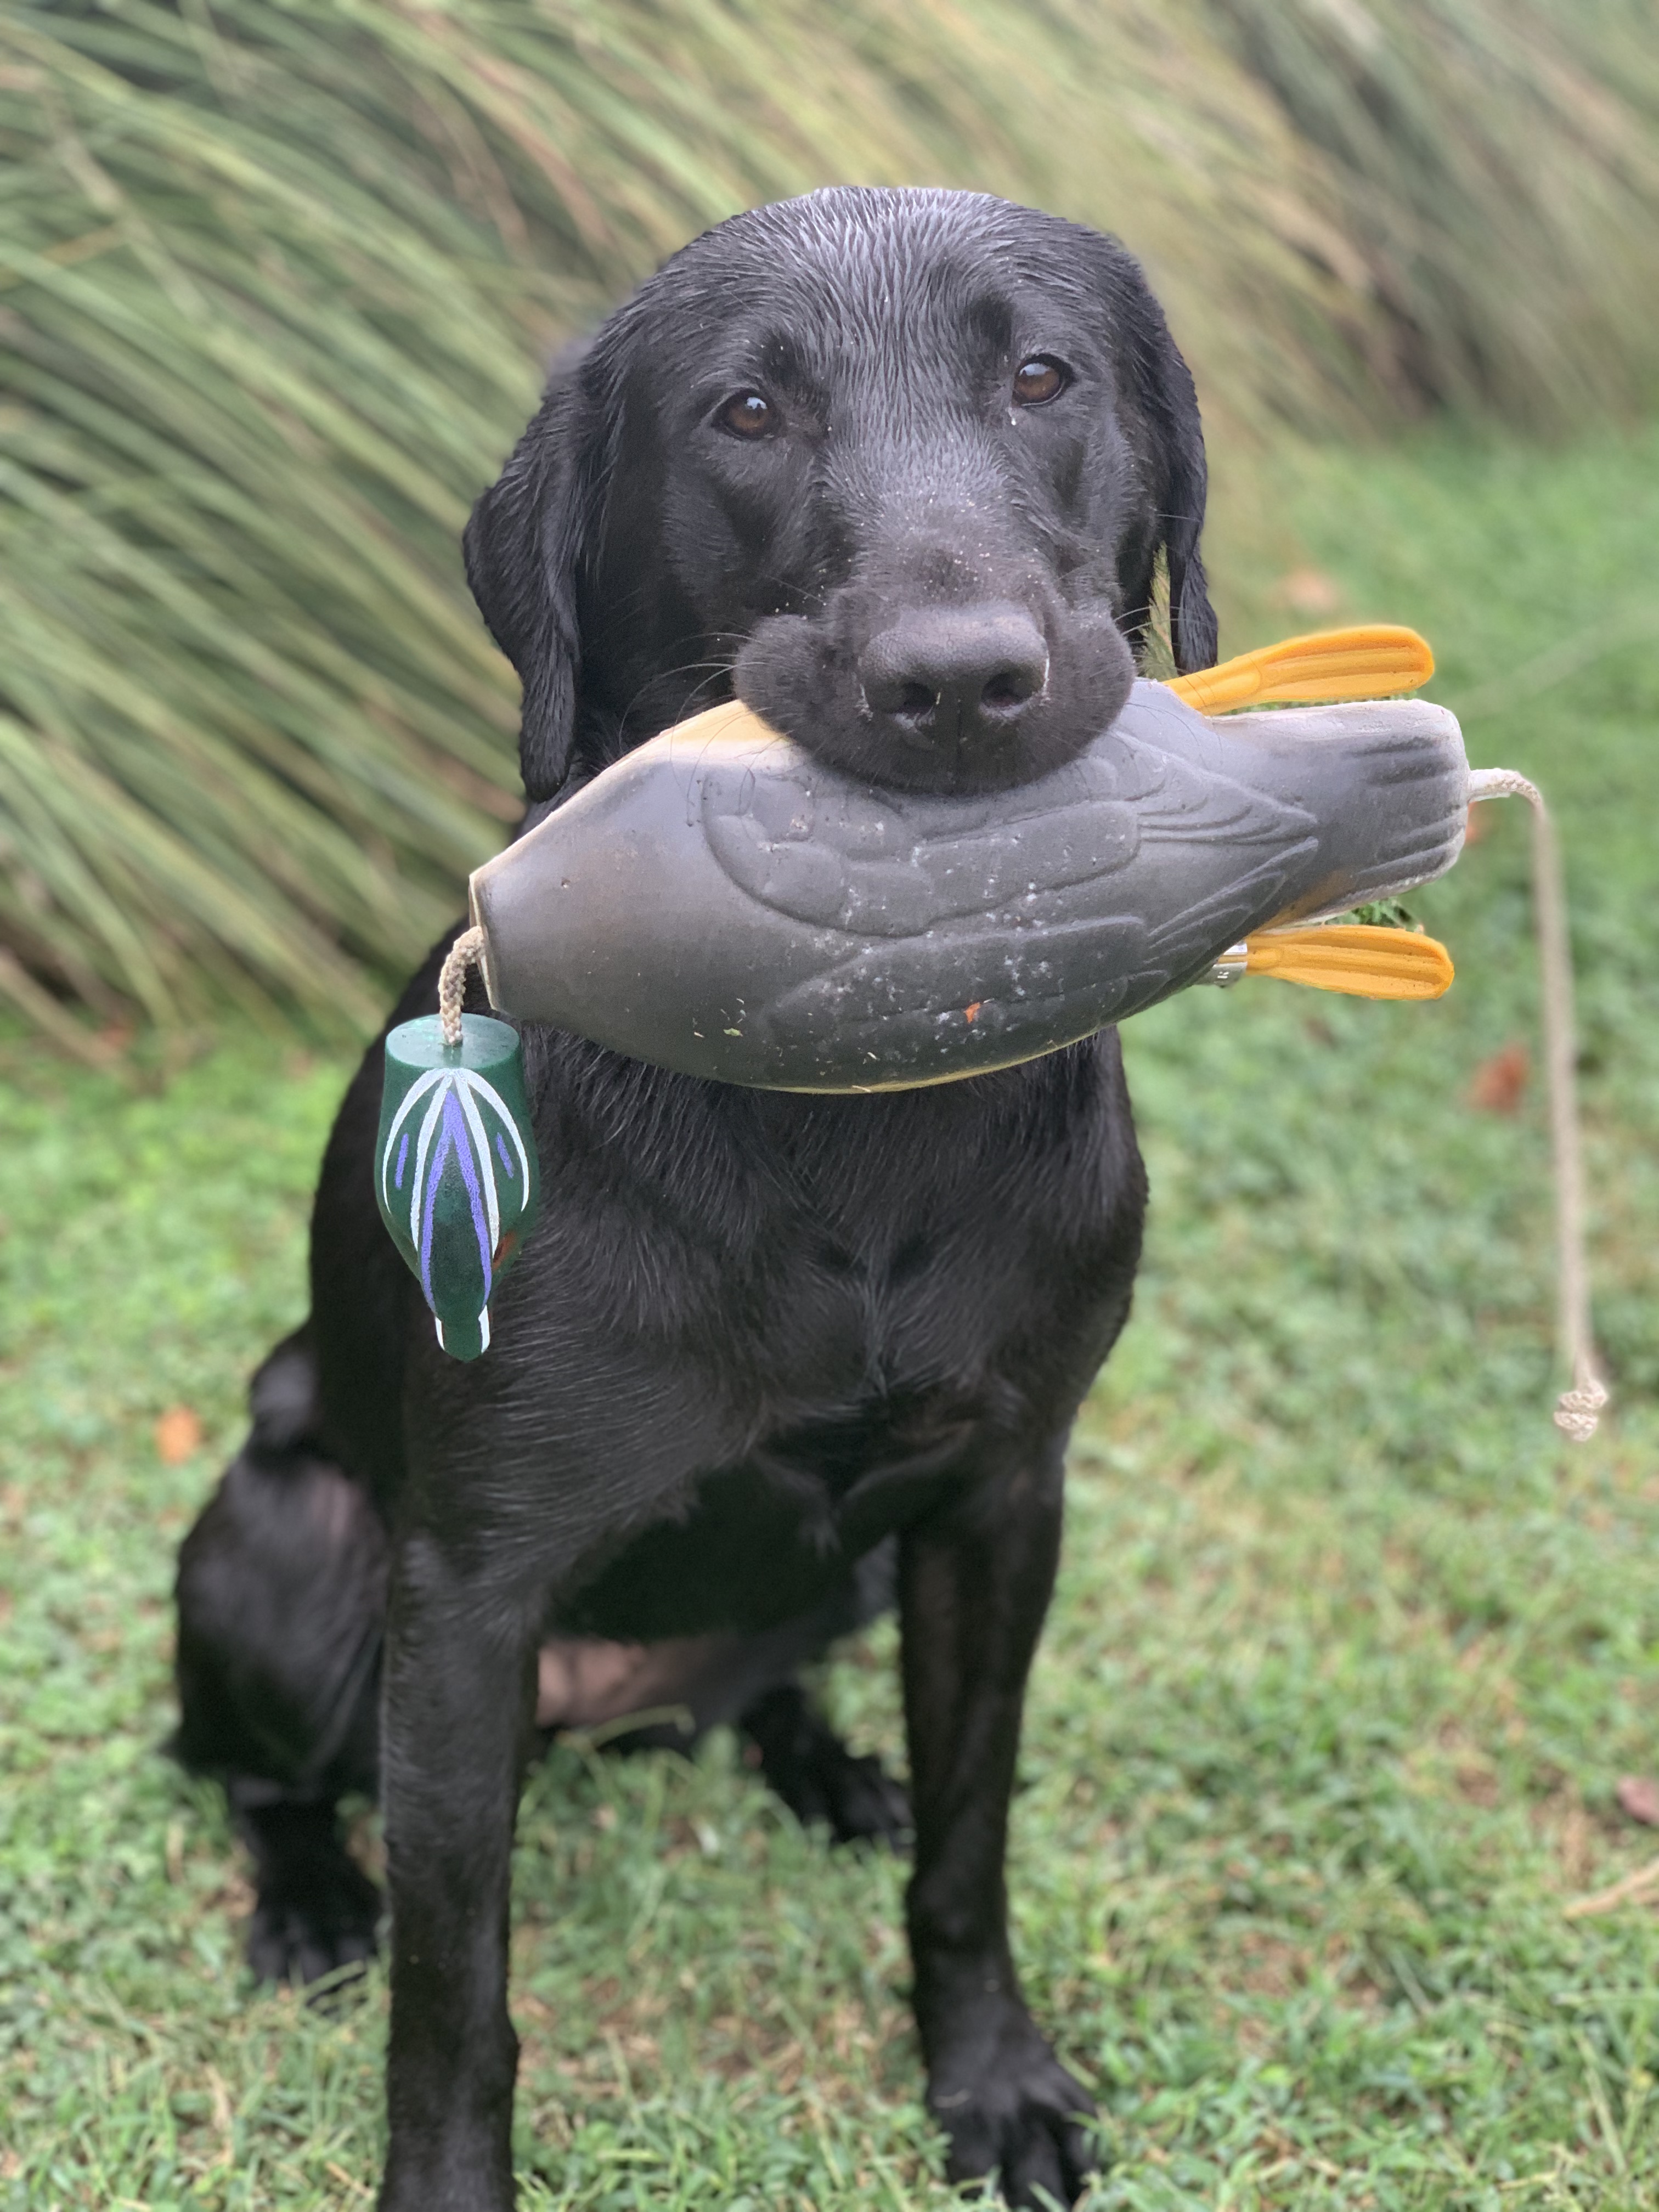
left=708, top=1096, right=1122, bottom=1406
left=559, top=1048, right=1135, bottom=1416
left=536, top=1044, right=1142, bottom=1643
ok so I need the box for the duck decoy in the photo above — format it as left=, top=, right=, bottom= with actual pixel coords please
left=464, top=625, right=1469, bottom=1094
left=381, top=625, right=1489, bottom=1356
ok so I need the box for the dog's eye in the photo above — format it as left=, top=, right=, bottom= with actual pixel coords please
left=1012, top=357, right=1068, bottom=407
left=716, top=390, right=775, bottom=439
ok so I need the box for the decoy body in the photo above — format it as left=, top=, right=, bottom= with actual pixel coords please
left=469, top=676, right=1470, bottom=1093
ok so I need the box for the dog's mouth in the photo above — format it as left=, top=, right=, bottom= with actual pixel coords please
left=732, top=592, right=1136, bottom=796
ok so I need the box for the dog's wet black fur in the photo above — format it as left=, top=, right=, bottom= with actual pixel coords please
left=174, top=187, right=1218, bottom=2210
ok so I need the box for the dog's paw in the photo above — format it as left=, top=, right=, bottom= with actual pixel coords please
left=817, top=1743, right=912, bottom=1848
left=742, top=1682, right=912, bottom=1848
left=927, top=2009, right=1097, bottom=2208
left=245, top=1849, right=382, bottom=1993
left=235, top=1796, right=383, bottom=1992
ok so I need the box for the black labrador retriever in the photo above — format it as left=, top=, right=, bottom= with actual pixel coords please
left=174, top=185, right=1218, bottom=2210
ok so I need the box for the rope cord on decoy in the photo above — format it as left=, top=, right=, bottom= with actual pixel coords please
left=1466, top=769, right=1607, bottom=1442
left=437, top=925, right=486, bottom=1050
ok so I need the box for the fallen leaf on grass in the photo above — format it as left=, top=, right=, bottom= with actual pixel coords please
left=1469, top=1042, right=1529, bottom=1114
left=1616, top=1775, right=1659, bottom=1826
left=1274, top=566, right=1341, bottom=616
left=154, top=1405, right=203, bottom=1463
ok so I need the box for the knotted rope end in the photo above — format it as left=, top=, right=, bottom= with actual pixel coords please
left=1553, top=1374, right=1609, bottom=1444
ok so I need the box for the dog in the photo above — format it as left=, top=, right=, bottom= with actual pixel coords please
left=173, top=185, right=1218, bottom=2210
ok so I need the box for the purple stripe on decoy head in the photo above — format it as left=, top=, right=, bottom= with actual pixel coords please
left=446, top=1087, right=493, bottom=1297
left=416, top=1107, right=452, bottom=1309
left=416, top=1086, right=495, bottom=1311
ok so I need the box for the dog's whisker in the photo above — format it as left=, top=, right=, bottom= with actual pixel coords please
left=610, top=657, right=738, bottom=735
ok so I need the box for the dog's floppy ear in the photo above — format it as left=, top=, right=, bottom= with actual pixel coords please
left=464, top=344, right=602, bottom=803
left=1105, top=251, right=1220, bottom=677
left=1156, top=377, right=1219, bottom=678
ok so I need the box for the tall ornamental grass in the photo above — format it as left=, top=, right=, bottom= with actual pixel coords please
left=2, top=0, right=1655, bottom=1043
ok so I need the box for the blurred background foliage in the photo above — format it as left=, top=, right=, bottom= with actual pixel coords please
left=2, top=0, right=1657, bottom=1043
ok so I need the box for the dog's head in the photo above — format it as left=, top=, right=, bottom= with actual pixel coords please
left=466, top=187, right=1217, bottom=807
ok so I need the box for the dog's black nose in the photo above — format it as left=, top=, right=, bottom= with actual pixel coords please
left=859, top=605, right=1048, bottom=755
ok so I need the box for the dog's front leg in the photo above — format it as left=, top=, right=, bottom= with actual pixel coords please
left=900, top=1436, right=1096, bottom=2209
left=377, top=1524, right=538, bottom=2212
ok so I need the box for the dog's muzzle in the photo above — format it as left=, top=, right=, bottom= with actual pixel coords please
left=732, top=585, right=1135, bottom=795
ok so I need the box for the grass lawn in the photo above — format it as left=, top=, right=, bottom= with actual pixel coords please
left=2, top=423, right=1656, bottom=2210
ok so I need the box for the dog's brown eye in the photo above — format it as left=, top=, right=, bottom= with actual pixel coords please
left=1012, top=357, right=1066, bottom=407
left=717, top=390, right=774, bottom=438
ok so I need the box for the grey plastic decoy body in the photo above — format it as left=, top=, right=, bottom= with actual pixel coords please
left=469, top=679, right=1468, bottom=1092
